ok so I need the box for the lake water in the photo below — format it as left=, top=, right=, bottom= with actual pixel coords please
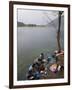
left=17, top=26, right=64, bottom=80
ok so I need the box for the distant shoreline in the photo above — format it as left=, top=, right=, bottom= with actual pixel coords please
left=17, top=25, right=47, bottom=27
left=17, top=22, right=48, bottom=27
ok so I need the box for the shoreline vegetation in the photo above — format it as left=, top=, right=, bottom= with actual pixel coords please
left=17, top=22, right=48, bottom=27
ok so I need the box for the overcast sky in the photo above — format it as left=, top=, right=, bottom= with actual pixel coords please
left=17, top=9, right=59, bottom=25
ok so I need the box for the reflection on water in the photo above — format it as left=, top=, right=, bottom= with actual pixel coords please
left=17, top=26, right=64, bottom=80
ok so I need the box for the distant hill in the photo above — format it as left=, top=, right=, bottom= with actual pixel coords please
left=17, top=22, right=45, bottom=27
left=17, top=22, right=24, bottom=27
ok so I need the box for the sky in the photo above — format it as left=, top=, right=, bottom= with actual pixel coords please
left=17, top=9, right=59, bottom=25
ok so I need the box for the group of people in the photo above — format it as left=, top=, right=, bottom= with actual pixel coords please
left=26, top=51, right=64, bottom=80
left=26, top=53, right=48, bottom=80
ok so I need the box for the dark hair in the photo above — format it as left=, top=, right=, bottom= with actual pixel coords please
left=52, top=54, right=55, bottom=58
left=32, top=63, right=35, bottom=68
left=38, top=58, right=42, bottom=61
left=40, top=53, right=44, bottom=59
left=41, top=53, right=44, bottom=55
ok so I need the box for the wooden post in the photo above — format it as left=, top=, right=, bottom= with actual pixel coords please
left=57, top=11, right=63, bottom=53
